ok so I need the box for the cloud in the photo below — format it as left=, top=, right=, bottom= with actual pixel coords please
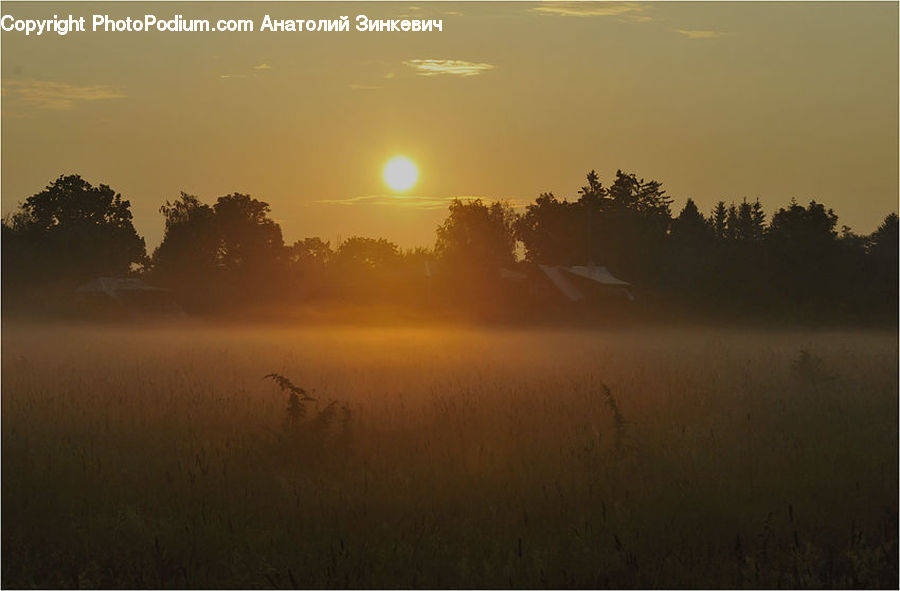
left=349, top=83, right=382, bottom=91
left=219, top=64, right=271, bottom=79
left=457, top=196, right=533, bottom=209
left=676, top=29, right=727, bottom=39
left=1, top=80, right=125, bottom=110
left=532, top=1, right=652, bottom=21
left=403, top=59, right=495, bottom=77
left=317, top=194, right=455, bottom=210
left=317, top=194, right=531, bottom=211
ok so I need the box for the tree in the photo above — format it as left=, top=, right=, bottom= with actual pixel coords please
left=333, top=236, right=401, bottom=274
left=290, top=237, right=333, bottom=269
left=750, top=199, right=767, bottom=238
left=606, top=170, right=672, bottom=219
left=2, top=174, right=145, bottom=288
left=328, top=236, right=402, bottom=301
left=435, top=199, right=517, bottom=270
left=518, top=170, right=673, bottom=281
left=725, top=203, right=738, bottom=240
left=284, top=237, right=336, bottom=299
left=724, top=198, right=769, bottom=308
left=151, top=192, right=287, bottom=310
left=767, top=200, right=840, bottom=312
left=516, top=193, right=580, bottom=264
left=434, top=199, right=518, bottom=310
left=400, top=246, right=435, bottom=275
left=154, top=193, right=219, bottom=276
left=867, top=213, right=898, bottom=306
left=709, top=201, right=728, bottom=240
left=668, top=199, right=714, bottom=298
left=578, top=170, right=607, bottom=207
left=213, top=193, right=285, bottom=272
left=869, top=213, right=898, bottom=262
left=768, top=200, right=838, bottom=246
left=732, top=198, right=766, bottom=242
left=671, top=198, right=708, bottom=243
left=151, top=193, right=220, bottom=311
left=588, top=170, right=672, bottom=282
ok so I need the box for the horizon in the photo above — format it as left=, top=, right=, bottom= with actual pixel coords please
left=2, top=1, right=898, bottom=251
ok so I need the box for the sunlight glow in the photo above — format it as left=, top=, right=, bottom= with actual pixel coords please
left=383, top=156, right=419, bottom=191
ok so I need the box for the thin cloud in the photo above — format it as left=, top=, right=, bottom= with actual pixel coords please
left=2, top=80, right=125, bottom=110
left=317, top=194, right=455, bottom=211
left=532, top=1, right=652, bottom=22
left=317, top=194, right=530, bottom=211
left=403, top=59, right=495, bottom=77
left=676, top=29, right=727, bottom=39
left=220, top=64, right=271, bottom=79
left=456, top=195, right=533, bottom=209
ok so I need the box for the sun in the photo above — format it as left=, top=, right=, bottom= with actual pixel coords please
left=383, top=156, right=419, bottom=192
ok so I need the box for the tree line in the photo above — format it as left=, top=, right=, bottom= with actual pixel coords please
left=2, top=172, right=896, bottom=321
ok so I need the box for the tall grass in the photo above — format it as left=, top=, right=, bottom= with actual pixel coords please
left=2, top=323, right=896, bottom=588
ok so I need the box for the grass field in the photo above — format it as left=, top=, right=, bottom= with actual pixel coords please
left=2, top=322, right=897, bottom=588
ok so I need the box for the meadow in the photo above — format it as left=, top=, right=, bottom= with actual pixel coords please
left=2, top=322, right=897, bottom=588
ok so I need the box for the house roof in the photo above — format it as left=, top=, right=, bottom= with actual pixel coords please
left=538, top=265, right=585, bottom=302
left=536, top=264, right=633, bottom=302
left=563, top=265, right=630, bottom=286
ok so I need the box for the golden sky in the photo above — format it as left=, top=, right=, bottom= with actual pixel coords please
left=2, top=1, right=897, bottom=250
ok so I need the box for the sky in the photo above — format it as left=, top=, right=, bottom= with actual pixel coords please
left=1, top=1, right=897, bottom=251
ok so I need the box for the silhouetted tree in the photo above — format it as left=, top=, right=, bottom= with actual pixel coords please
left=154, top=193, right=219, bottom=273
left=328, top=236, right=402, bottom=300
left=671, top=198, right=709, bottom=243
left=751, top=199, right=767, bottom=238
left=152, top=192, right=286, bottom=310
left=732, top=198, right=766, bottom=242
left=710, top=201, right=728, bottom=240
left=290, top=237, right=333, bottom=268
left=435, top=199, right=517, bottom=270
left=586, top=170, right=672, bottom=282
left=213, top=193, right=288, bottom=304
left=152, top=192, right=220, bottom=311
left=516, top=193, right=581, bottom=264
left=284, top=237, right=335, bottom=300
left=577, top=169, right=609, bottom=237
left=213, top=194, right=285, bottom=271
left=867, top=213, right=899, bottom=311
left=400, top=246, right=436, bottom=274
left=333, top=236, right=401, bottom=274
left=576, top=171, right=609, bottom=265
left=2, top=175, right=145, bottom=289
left=8, top=169, right=893, bottom=323
left=434, top=199, right=518, bottom=310
left=768, top=200, right=837, bottom=247
left=517, top=170, right=672, bottom=283
left=669, top=198, right=714, bottom=292
left=766, top=200, right=840, bottom=315
left=869, top=213, right=898, bottom=264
